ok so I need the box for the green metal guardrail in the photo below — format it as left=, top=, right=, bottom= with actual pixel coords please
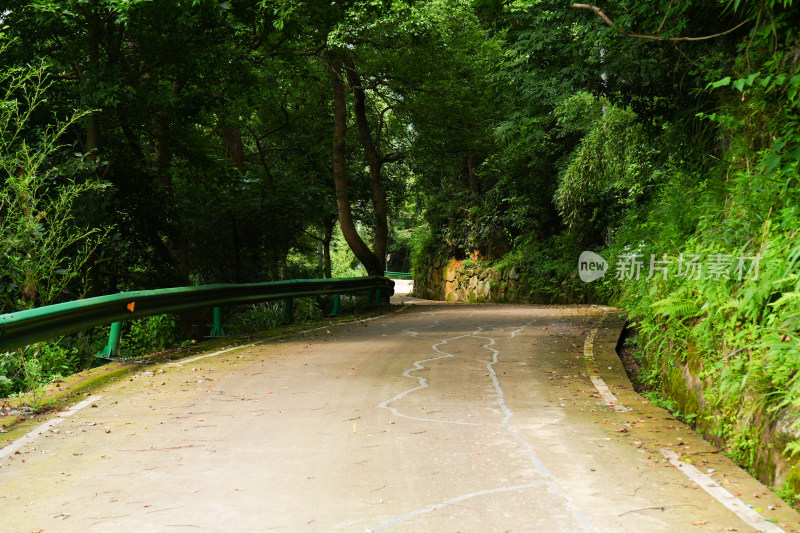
left=384, top=271, right=413, bottom=280
left=0, top=276, right=394, bottom=358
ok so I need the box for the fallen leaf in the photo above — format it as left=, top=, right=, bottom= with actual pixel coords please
left=692, top=520, right=708, bottom=525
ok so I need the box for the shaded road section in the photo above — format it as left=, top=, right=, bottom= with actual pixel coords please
left=1, top=304, right=799, bottom=532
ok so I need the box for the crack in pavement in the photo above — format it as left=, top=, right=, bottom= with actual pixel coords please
left=369, top=481, right=549, bottom=532
left=373, top=312, right=599, bottom=532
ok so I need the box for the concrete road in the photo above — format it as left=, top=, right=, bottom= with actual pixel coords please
left=1, top=304, right=799, bottom=532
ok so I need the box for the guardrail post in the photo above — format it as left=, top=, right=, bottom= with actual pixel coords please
left=209, top=306, right=224, bottom=337
left=329, top=294, right=341, bottom=317
left=283, top=297, right=294, bottom=324
left=97, top=321, right=123, bottom=359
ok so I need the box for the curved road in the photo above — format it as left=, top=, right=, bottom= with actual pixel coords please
left=1, top=303, right=798, bottom=532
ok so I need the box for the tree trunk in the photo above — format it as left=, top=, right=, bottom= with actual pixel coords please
left=85, top=12, right=102, bottom=156
left=276, top=248, right=288, bottom=280
left=468, top=152, right=479, bottom=196
left=153, top=80, right=185, bottom=196
left=329, top=63, right=381, bottom=276
left=231, top=212, right=241, bottom=283
left=84, top=12, right=104, bottom=295
left=323, top=217, right=334, bottom=279
left=345, top=64, right=388, bottom=274
left=224, top=124, right=244, bottom=170
left=153, top=117, right=174, bottom=194
left=86, top=117, right=101, bottom=155
left=153, top=80, right=190, bottom=280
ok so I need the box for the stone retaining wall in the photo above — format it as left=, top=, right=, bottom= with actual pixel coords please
left=413, top=257, right=525, bottom=303
left=661, top=345, right=800, bottom=491
left=413, top=256, right=594, bottom=304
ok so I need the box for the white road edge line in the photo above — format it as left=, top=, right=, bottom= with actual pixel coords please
left=661, top=449, right=785, bottom=532
left=584, top=323, right=630, bottom=413
left=171, top=344, right=255, bottom=365
left=0, top=395, right=102, bottom=461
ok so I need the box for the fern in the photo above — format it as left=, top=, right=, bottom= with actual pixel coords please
left=785, top=440, right=800, bottom=458
left=717, top=298, right=743, bottom=312
left=651, top=296, right=701, bottom=318
left=771, top=292, right=800, bottom=309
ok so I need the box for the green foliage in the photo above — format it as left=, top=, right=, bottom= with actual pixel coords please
left=775, top=481, right=800, bottom=504
left=786, top=441, right=800, bottom=458
left=0, top=340, right=83, bottom=403
left=0, top=48, right=108, bottom=313
left=331, top=225, right=365, bottom=278
left=495, top=232, right=597, bottom=302
left=554, top=93, right=661, bottom=229
left=0, top=42, right=113, bottom=399
left=596, top=2, right=800, bottom=476
left=642, top=391, right=678, bottom=413
left=124, top=315, right=181, bottom=357
left=227, top=298, right=322, bottom=335
left=227, top=302, right=284, bottom=335
left=294, top=297, right=322, bottom=323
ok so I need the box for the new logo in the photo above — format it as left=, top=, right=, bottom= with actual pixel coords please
left=579, top=251, right=607, bottom=282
